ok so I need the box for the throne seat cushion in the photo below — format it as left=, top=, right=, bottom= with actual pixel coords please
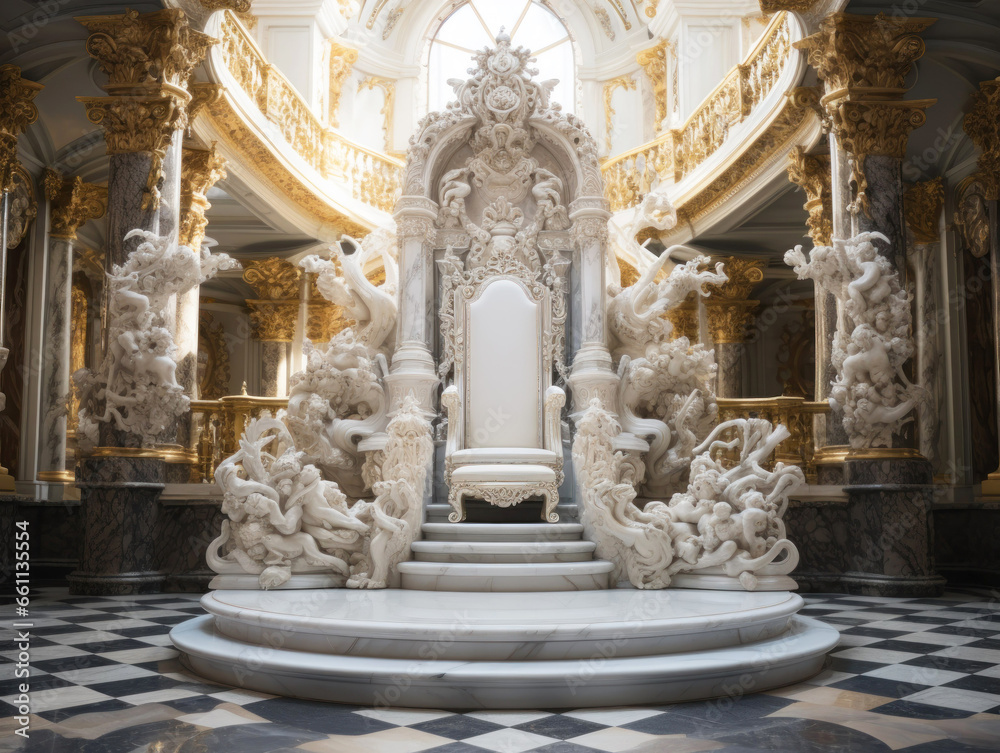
left=451, top=448, right=559, bottom=466
left=450, top=464, right=556, bottom=484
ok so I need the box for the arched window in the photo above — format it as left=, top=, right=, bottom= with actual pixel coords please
left=428, top=1, right=575, bottom=113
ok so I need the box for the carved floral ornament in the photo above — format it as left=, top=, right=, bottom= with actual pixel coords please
left=636, top=40, right=669, bottom=134
left=43, top=170, right=108, bottom=241
left=179, top=144, right=228, bottom=249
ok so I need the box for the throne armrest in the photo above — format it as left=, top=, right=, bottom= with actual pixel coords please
left=441, top=384, right=462, bottom=457
left=543, top=385, right=566, bottom=455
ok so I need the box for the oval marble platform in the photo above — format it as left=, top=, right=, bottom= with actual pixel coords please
left=396, top=560, right=614, bottom=591
left=171, top=588, right=838, bottom=709
left=197, top=588, right=806, bottom=661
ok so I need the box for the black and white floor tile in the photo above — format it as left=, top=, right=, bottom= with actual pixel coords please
left=3, top=588, right=1000, bottom=751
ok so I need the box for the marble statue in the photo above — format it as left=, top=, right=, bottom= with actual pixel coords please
left=75, top=228, right=239, bottom=448
left=785, top=231, right=928, bottom=448
left=573, top=398, right=803, bottom=591
left=609, top=253, right=728, bottom=496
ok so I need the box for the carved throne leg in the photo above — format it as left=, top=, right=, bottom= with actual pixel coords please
left=541, top=487, right=560, bottom=523
left=448, top=487, right=467, bottom=523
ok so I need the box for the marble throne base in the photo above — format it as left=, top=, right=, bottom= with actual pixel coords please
left=170, top=588, right=838, bottom=709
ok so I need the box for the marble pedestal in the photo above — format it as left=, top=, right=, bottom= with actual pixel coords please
left=68, top=455, right=166, bottom=595
left=171, top=588, right=838, bottom=709
left=842, top=457, right=945, bottom=597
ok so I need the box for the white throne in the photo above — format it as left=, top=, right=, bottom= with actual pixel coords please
left=441, top=254, right=565, bottom=524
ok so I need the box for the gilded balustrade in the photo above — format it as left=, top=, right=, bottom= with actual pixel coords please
left=190, top=393, right=288, bottom=483
left=716, top=396, right=829, bottom=482
left=216, top=10, right=402, bottom=213
left=603, top=12, right=794, bottom=212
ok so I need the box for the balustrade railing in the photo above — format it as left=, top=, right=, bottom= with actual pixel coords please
left=190, top=394, right=289, bottom=484
left=602, top=11, right=794, bottom=212
left=716, top=396, right=829, bottom=483
left=217, top=10, right=403, bottom=214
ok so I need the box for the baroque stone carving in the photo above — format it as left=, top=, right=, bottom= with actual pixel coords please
left=603, top=76, right=636, bottom=152
left=904, top=178, right=943, bottom=245
left=785, top=232, right=928, bottom=448
left=574, top=398, right=803, bottom=591
left=75, top=229, right=240, bottom=448
left=5, top=166, right=37, bottom=250
left=208, top=396, right=432, bottom=590
left=180, top=144, right=227, bottom=249
left=963, top=77, right=1000, bottom=201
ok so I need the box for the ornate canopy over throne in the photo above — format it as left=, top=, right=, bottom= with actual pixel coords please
left=396, top=30, right=600, bottom=524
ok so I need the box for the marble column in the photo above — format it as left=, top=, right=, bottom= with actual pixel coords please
left=70, top=7, right=214, bottom=595
left=567, top=198, right=619, bottom=414
left=37, top=171, right=107, bottom=485
left=704, top=257, right=765, bottom=399
left=163, top=144, right=228, bottom=480
left=387, top=196, right=439, bottom=414
left=243, top=258, right=301, bottom=397
left=796, top=11, right=942, bottom=595
left=787, top=142, right=849, bottom=481
left=0, top=65, right=43, bottom=491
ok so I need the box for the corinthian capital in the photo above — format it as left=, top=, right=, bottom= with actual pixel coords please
left=77, top=8, right=216, bottom=96
left=242, top=257, right=302, bottom=300
left=794, top=13, right=935, bottom=100
left=0, top=65, right=43, bottom=192
left=43, top=170, right=108, bottom=240
left=786, top=147, right=832, bottom=246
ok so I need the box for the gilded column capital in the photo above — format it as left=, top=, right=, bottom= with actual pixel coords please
left=328, top=40, right=359, bottom=127
left=794, top=13, right=935, bottom=101
left=243, top=257, right=302, bottom=299
left=77, top=8, right=216, bottom=97
left=665, top=295, right=699, bottom=342
left=786, top=146, right=832, bottom=246
left=0, top=65, right=43, bottom=193
left=77, top=92, right=187, bottom=210
left=636, top=40, right=668, bottom=133
left=964, top=77, right=1000, bottom=200
left=904, top=177, right=944, bottom=245
left=706, top=257, right=766, bottom=301
left=188, top=82, right=224, bottom=126
left=705, top=300, right=759, bottom=344
left=704, top=257, right=764, bottom=344
left=306, top=300, right=350, bottom=343
left=43, top=170, right=108, bottom=240
left=180, top=143, right=227, bottom=248
left=246, top=300, right=298, bottom=341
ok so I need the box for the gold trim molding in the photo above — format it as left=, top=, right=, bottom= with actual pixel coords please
left=786, top=146, right=831, bottom=246
left=0, top=65, right=43, bottom=193
left=904, top=178, right=943, bottom=245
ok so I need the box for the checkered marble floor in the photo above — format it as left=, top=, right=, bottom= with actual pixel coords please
left=3, top=589, right=1000, bottom=752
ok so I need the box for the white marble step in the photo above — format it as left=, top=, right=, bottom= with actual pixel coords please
left=425, top=503, right=579, bottom=522
left=396, top=560, right=613, bottom=591
left=172, top=609, right=838, bottom=709
left=411, top=539, right=596, bottom=563
left=421, top=522, right=585, bottom=542
left=197, top=589, right=805, bottom=662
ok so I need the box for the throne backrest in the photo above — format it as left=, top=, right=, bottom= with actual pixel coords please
left=456, top=276, right=549, bottom=449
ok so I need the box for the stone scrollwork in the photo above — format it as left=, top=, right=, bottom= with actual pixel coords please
left=74, top=229, right=240, bottom=448
left=573, top=398, right=803, bottom=591
left=0, top=65, right=43, bottom=194
left=785, top=232, right=928, bottom=448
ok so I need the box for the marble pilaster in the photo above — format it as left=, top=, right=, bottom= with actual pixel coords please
left=37, top=171, right=107, bottom=484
